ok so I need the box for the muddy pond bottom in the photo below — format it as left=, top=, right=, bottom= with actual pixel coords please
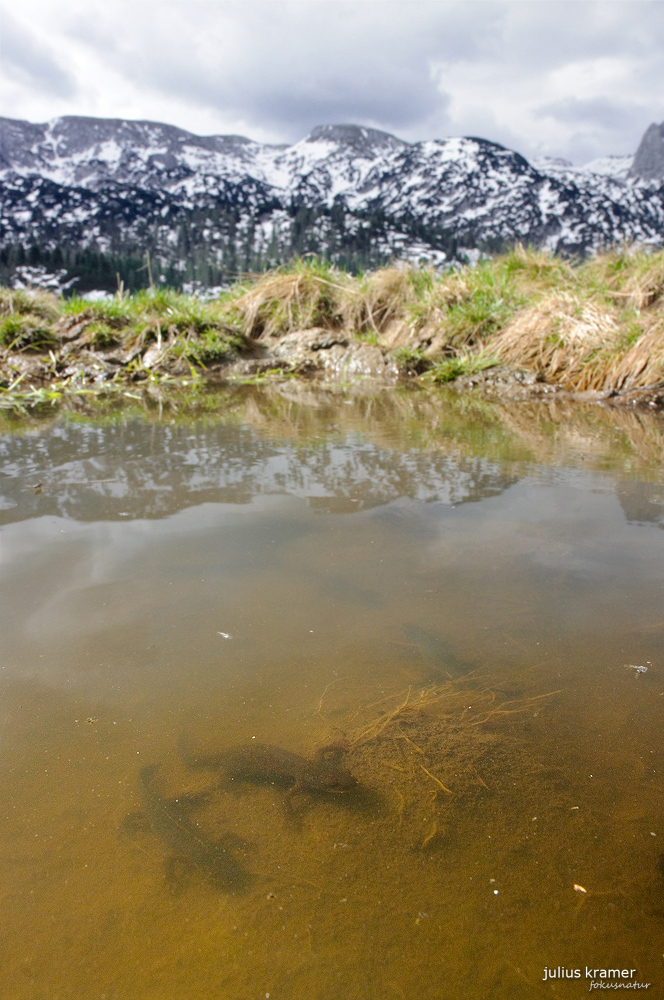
left=1, top=386, right=664, bottom=999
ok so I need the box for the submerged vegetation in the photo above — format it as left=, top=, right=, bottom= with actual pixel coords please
left=2, top=245, right=664, bottom=410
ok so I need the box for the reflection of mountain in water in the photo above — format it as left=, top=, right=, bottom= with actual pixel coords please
left=616, top=481, right=664, bottom=527
left=0, top=419, right=518, bottom=524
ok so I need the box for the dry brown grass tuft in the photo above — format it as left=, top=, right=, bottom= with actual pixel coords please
left=228, top=263, right=424, bottom=342
left=357, top=267, right=414, bottom=335
left=0, top=287, right=61, bottom=322
left=622, top=259, right=664, bottom=311
left=491, top=293, right=632, bottom=392
left=229, top=268, right=355, bottom=338
left=607, top=318, right=664, bottom=390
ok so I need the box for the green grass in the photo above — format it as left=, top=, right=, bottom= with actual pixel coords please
left=425, top=350, right=500, bottom=384
left=392, top=345, right=431, bottom=374
left=0, top=313, right=59, bottom=351
left=3, top=245, right=664, bottom=410
left=443, top=263, right=523, bottom=344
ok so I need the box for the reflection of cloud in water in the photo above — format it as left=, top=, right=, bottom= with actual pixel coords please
left=414, top=474, right=664, bottom=646
left=424, top=475, right=659, bottom=578
left=2, top=497, right=314, bottom=646
left=5, top=410, right=663, bottom=697
left=616, top=481, right=664, bottom=527
left=0, top=420, right=517, bottom=525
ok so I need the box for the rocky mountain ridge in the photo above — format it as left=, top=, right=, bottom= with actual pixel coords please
left=1, top=115, right=664, bottom=292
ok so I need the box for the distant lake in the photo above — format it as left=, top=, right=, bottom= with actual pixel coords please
left=1, top=384, right=663, bottom=999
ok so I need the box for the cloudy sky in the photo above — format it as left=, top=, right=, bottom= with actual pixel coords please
left=1, top=0, right=662, bottom=164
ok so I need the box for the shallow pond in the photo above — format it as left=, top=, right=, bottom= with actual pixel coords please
left=1, top=383, right=664, bottom=999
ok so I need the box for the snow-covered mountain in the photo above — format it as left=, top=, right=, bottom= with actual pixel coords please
left=1, top=115, right=663, bottom=291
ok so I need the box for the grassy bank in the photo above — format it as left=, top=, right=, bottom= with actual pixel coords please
left=2, top=245, right=664, bottom=408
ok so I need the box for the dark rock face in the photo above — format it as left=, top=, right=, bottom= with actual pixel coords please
left=630, top=122, right=664, bottom=181
left=304, top=124, right=407, bottom=155
left=0, top=117, right=45, bottom=170
left=226, top=328, right=400, bottom=381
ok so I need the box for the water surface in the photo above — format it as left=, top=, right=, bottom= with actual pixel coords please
left=1, top=385, right=664, bottom=999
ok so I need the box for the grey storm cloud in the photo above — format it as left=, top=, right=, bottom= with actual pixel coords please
left=1, top=9, right=76, bottom=99
left=265, top=83, right=450, bottom=136
left=1, top=0, right=664, bottom=163
left=536, top=98, right=642, bottom=131
left=144, top=55, right=449, bottom=138
left=61, top=0, right=477, bottom=139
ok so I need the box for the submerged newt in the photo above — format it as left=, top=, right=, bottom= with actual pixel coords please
left=181, top=741, right=358, bottom=803
left=138, top=764, right=253, bottom=892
